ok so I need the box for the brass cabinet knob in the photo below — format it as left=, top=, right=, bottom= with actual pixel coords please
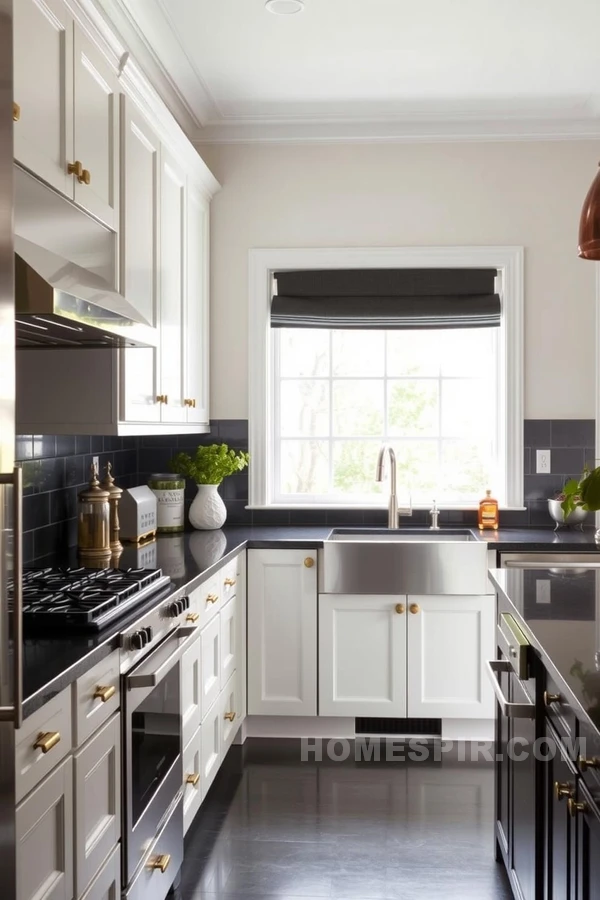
left=156, top=394, right=168, bottom=404
left=148, top=854, right=171, bottom=873
left=544, top=691, right=561, bottom=706
left=82, top=168, right=91, bottom=185
left=206, top=593, right=218, bottom=604
left=304, top=557, right=315, bottom=568
left=186, top=773, right=200, bottom=787
left=224, top=711, right=236, bottom=722
left=568, top=798, right=588, bottom=818
left=224, top=577, right=236, bottom=587
left=186, top=612, right=199, bottom=624
left=395, top=603, right=405, bottom=615
left=33, top=731, right=61, bottom=754
left=68, top=160, right=83, bottom=180
left=409, top=603, right=421, bottom=615
left=184, top=398, right=197, bottom=408
left=93, top=685, right=116, bottom=703
left=554, top=781, right=575, bottom=802
left=579, top=756, right=600, bottom=772
left=13, top=102, right=20, bottom=122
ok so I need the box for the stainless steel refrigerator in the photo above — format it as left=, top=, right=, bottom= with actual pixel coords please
left=0, top=2, right=21, bottom=898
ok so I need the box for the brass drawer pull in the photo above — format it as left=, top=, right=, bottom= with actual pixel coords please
left=186, top=773, right=200, bottom=787
left=304, top=557, right=314, bottom=568
left=93, top=685, right=116, bottom=703
left=13, top=102, right=20, bottom=122
left=184, top=398, right=197, bottom=408
left=186, top=612, right=199, bottom=624
left=224, top=711, right=236, bottom=722
left=544, top=691, right=561, bottom=706
left=156, top=394, right=168, bottom=404
left=224, top=577, right=236, bottom=587
left=206, top=593, right=218, bottom=604
left=554, top=781, right=574, bottom=802
left=568, top=798, right=588, bottom=818
left=395, top=603, right=405, bottom=614
left=33, top=731, right=61, bottom=754
left=148, top=854, right=171, bottom=873
left=579, top=756, right=600, bottom=772
left=409, top=603, right=420, bottom=615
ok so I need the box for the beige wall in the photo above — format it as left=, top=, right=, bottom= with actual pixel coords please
left=199, top=141, right=599, bottom=421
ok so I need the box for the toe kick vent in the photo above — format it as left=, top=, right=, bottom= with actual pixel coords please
left=355, top=717, right=442, bottom=736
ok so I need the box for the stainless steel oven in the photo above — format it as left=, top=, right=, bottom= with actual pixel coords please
left=123, top=623, right=196, bottom=899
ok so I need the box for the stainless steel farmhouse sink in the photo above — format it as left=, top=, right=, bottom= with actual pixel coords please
left=323, top=528, right=489, bottom=595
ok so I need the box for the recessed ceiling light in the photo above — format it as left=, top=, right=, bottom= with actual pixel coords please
left=265, top=0, right=305, bottom=15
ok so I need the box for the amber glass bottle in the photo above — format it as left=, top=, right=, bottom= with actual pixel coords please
left=478, top=489, right=499, bottom=530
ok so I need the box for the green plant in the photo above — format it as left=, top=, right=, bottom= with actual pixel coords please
left=170, top=444, right=249, bottom=485
left=560, top=463, right=600, bottom=517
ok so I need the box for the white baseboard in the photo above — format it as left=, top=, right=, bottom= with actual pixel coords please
left=243, top=716, right=494, bottom=742
left=442, top=719, right=494, bottom=742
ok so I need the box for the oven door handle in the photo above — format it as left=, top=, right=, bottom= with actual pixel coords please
left=485, top=659, right=536, bottom=719
left=126, top=625, right=198, bottom=689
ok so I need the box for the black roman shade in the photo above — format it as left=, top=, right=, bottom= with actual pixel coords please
left=271, top=268, right=500, bottom=329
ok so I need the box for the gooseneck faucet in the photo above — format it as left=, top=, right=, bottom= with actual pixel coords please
left=375, top=444, right=398, bottom=529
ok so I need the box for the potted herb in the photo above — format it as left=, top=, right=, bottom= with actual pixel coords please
left=170, top=444, right=249, bottom=530
left=561, top=464, right=600, bottom=541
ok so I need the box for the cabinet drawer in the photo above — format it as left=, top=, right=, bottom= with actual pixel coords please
left=74, top=651, right=120, bottom=748
left=577, top=718, right=600, bottom=795
left=220, top=558, right=239, bottom=602
left=220, top=595, right=237, bottom=689
left=181, top=632, right=202, bottom=749
left=74, top=714, right=121, bottom=898
left=182, top=725, right=202, bottom=835
left=190, top=575, right=222, bottom=627
left=201, top=697, right=221, bottom=801
left=127, top=799, right=183, bottom=900
left=543, top=672, right=577, bottom=748
left=220, top=670, right=239, bottom=753
left=201, top=615, right=221, bottom=719
left=16, top=687, right=72, bottom=803
left=79, top=844, right=120, bottom=900
left=16, top=756, right=73, bottom=900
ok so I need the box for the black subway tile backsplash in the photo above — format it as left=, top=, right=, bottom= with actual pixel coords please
left=14, top=418, right=597, bottom=562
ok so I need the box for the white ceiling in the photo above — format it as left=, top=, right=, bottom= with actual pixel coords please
left=96, top=0, right=600, bottom=143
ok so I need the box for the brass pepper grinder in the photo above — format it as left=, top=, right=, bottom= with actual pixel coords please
left=78, top=462, right=111, bottom=562
left=101, top=462, right=123, bottom=556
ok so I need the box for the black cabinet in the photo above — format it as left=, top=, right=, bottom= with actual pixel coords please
left=544, top=720, right=576, bottom=900
left=573, top=781, right=600, bottom=900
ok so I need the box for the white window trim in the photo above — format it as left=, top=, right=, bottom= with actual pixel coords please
left=248, top=246, right=524, bottom=509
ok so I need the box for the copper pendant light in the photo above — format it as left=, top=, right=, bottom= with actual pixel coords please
left=579, top=162, right=600, bottom=260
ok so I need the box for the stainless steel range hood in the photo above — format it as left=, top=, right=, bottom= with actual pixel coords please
left=14, top=166, right=157, bottom=349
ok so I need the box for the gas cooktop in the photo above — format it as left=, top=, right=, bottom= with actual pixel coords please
left=15, top=566, right=172, bottom=632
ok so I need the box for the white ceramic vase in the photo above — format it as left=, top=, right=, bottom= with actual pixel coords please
left=189, top=483, right=227, bottom=530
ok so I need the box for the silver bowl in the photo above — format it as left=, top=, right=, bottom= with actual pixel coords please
left=547, top=498, right=588, bottom=530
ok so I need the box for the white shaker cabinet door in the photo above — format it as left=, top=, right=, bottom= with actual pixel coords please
left=407, top=595, right=495, bottom=719
left=159, top=149, right=187, bottom=424
left=73, top=25, right=119, bottom=228
left=79, top=845, right=120, bottom=900
left=13, top=0, right=74, bottom=197
left=120, top=95, right=161, bottom=424
left=220, top=595, right=237, bottom=689
left=201, top=614, right=221, bottom=719
left=16, top=756, right=73, bottom=900
left=248, top=549, right=317, bottom=716
left=319, top=594, right=407, bottom=718
left=185, top=182, right=210, bottom=425
left=181, top=632, right=202, bottom=747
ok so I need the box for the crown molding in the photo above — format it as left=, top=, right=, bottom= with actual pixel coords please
left=194, top=116, right=600, bottom=146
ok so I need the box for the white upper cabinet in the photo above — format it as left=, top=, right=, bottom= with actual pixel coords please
left=13, top=0, right=74, bottom=196
left=72, top=26, right=119, bottom=228
left=185, top=182, right=210, bottom=426
left=159, top=149, right=187, bottom=424
left=120, top=96, right=161, bottom=424
left=319, top=594, right=408, bottom=718
left=13, top=1, right=119, bottom=229
left=406, top=595, right=495, bottom=720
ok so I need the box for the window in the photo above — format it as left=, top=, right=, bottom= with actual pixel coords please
left=249, top=248, right=523, bottom=509
left=273, top=326, right=499, bottom=506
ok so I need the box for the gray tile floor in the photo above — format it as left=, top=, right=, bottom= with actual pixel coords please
left=179, top=740, right=513, bottom=900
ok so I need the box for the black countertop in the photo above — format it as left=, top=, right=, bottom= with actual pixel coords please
left=490, top=566, right=600, bottom=735
left=21, top=524, right=600, bottom=720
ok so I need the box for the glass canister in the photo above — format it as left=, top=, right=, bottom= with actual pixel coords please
left=78, top=463, right=111, bottom=558
left=148, top=473, right=185, bottom=533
